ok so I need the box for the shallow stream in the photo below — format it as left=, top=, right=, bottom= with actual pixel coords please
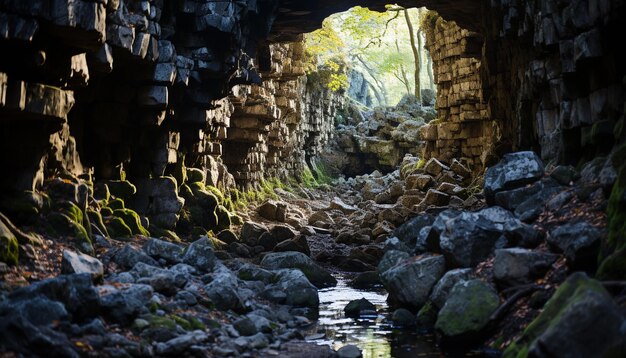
left=305, top=273, right=443, bottom=358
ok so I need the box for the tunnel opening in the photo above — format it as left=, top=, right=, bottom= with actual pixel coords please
left=298, top=6, right=440, bottom=179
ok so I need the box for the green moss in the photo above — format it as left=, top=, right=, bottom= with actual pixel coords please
left=47, top=212, right=93, bottom=254
left=597, top=145, right=626, bottom=279
left=503, top=273, right=609, bottom=358
left=150, top=226, right=182, bottom=243
left=100, top=206, right=113, bottom=217
left=105, top=216, right=133, bottom=240
left=106, top=180, right=137, bottom=200
left=186, top=168, right=205, bottom=184
left=215, top=205, right=231, bottom=232
left=0, top=221, right=19, bottom=265
left=113, top=209, right=149, bottom=237
left=87, top=209, right=109, bottom=237
left=107, top=198, right=125, bottom=210
left=149, top=315, right=177, bottom=330
left=416, top=301, right=438, bottom=327
left=206, top=185, right=225, bottom=204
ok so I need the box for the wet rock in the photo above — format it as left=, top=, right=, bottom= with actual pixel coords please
left=182, top=237, right=217, bottom=272
left=439, top=207, right=513, bottom=267
left=391, top=308, right=416, bottom=327
left=547, top=222, right=604, bottom=271
left=265, top=269, right=319, bottom=308
left=143, top=238, right=183, bottom=264
left=61, top=249, right=104, bottom=280
left=381, top=254, right=446, bottom=309
left=261, top=251, right=336, bottom=288
left=430, top=268, right=473, bottom=309
left=504, top=273, right=626, bottom=358
left=337, top=344, right=362, bottom=358
left=349, top=271, right=382, bottom=289
left=113, top=244, right=160, bottom=270
left=377, top=250, right=410, bottom=275
left=344, top=298, right=376, bottom=317
left=435, top=280, right=499, bottom=345
left=424, top=158, right=449, bottom=176
left=493, top=248, right=558, bottom=286
left=99, top=284, right=153, bottom=324
left=484, top=151, right=545, bottom=204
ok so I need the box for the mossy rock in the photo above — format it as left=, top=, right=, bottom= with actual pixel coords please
left=106, top=180, right=137, bottom=200
left=0, top=190, right=44, bottom=223
left=503, top=272, right=623, bottom=358
left=416, top=301, right=438, bottom=328
left=187, top=182, right=205, bottom=194
left=186, top=168, right=205, bottom=184
left=215, top=205, right=231, bottom=232
left=150, top=226, right=182, bottom=243
left=58, top=201, right=84, bottom=226
left=0, top=220, right=18, bottom=265
left=47, top=212, right=93, bottom=254
left=206, top=185, right=225, bottom=204
left=179, top=184, right=193, bottom=200
left=597, top=247, right=626, bottom=280
left=598, top=152, right=626, bottom=279
left=107, top=198, right=125, bottom=210
left=229, top=213, right=244, bottom=226
left=435, top=279, right=499, bottom=345
left=87, top=209, right=109, bottom=238
left=100, top=206, right=113, bottom=217
left=105, top=216, right=133, bottom=240
left=113, top=209, right=149, bottom=237
left=93, top=182, right=110, bottom=202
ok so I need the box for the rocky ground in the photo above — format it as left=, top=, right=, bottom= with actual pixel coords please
left=1, top=149, right=626, bottom=357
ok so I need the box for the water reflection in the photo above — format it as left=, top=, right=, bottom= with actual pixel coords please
left=308, top=273, right=443, bottom=358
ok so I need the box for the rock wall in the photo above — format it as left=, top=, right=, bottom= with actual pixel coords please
left=224, top=40, right=345, bottom=188
left=482, top=0, right=626, bottom=166
left=421, top=17, right=497, bottom=170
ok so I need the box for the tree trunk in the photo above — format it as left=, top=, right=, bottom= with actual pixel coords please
left=426, top=50, right=435, bottom=90
left=404, top=9, right=421, bottom=102
left=395, top=39, right=412, bottom=95
left=354, top=55, right=388, bottom=106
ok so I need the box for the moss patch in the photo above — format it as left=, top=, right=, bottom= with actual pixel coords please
left=503, top=273, right=610, bottom=358
left=113, top=209, right=149, bottom=237
left=0, top=220, right=18, bottom=265
left=105, top=216, right=133, bottom=240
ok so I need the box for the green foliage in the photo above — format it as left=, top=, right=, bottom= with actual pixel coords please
left=113, top=209, right=150, bottom=237
left=0, top=221, right=18, bottom=265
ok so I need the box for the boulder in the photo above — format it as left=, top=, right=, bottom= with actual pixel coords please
left=258, top=200, right=285, bottom=221
left=112, top=244, right=160, bottom=270
left=439, top=207, right=514, bottom=267
left=406, top=174, right=435, bottom=191
left=61, top=250, right=104, bottom=280
left=182, top=237, right=217, bottom=272
left=421, top=189, right=450, bottom=207
left=503, top=273, right=626, bottom=358
left=265, top=269, right=319, bottom=308
left=344, top=298, right=376, bottom=317
left=329, top=197, right=358, bottom=214
left=0, top=220, right=19, bottom=265
left=484, top=151, right=544, bottom=204
left=391, top=308, right=417, bottom=327
left=429, top=268, right=473, bottom=309
left=424, top=158, right=449, bottom=176
left=377, top=250, right=410, bottom=275
left=450, top=159, right=471, bottom=179
left=393, top=214, right=435, bottom=247
left=143, top=238, right=184, bottom=264
left=435, top=280, right=499, bottom=345
left=337, top=345, right=362, bottom=358
left=548, top=222, right=604, bottom=271
left=240, top=222, right=269, bottom=245
left=261, top=251, right=336, bottom=288
left=381, top=255, right=446, bottom=309
left=99, top=284, right=154, bottom=324
left=550, top=165, right=578, bottom=185
left=204, top=266, right=245, bottom=312
left=349, top=271, right=382, bottom=289
left=493, top=248, right=558, bottom=286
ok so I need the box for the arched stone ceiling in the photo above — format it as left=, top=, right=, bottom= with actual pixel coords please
left=269, top=0, right=483, bottom=41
